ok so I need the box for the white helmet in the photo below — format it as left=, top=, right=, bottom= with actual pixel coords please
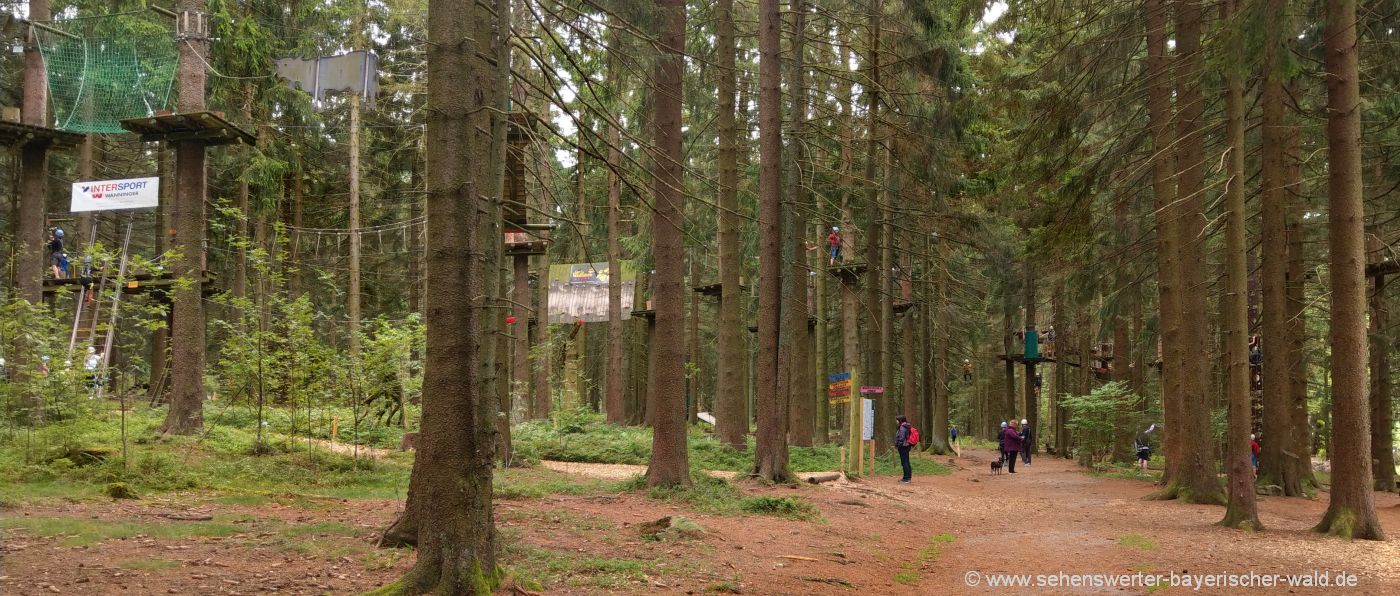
left=832, top=226, right=839, bottom=231
left=1021, top=419, right=1028, bottom=425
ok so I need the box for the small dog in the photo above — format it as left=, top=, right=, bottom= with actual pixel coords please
left=990, top=458, right=1003, bottom=475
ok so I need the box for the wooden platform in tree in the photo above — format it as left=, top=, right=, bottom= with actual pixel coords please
left=892, top=301, right=915, bottom=314
left=120, top=111, right=255, bottom=146
left=506, top=240, right=548, bottom=257
left=827, top=262, right=867, bottom=283
left=997, top=354, right=1081, bottom=368
left=0, top=120, right=85, bottom=149
left=631, top=309, right=656, bottom=321
left=42, top=271, right=218, bottom=299
left=692, top=281, right=748, bottom=297
left=1367, top=260, right=1399, bottom=278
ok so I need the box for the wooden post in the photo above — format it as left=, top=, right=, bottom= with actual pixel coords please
left=347, top=92, right=362, bottom=356
left=331, top=415, right=339, bottom=444
left=839, top=445, right=845, bottom=471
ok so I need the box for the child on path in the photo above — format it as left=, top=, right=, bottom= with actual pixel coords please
left=949, top=424, right=960, bottom=456
left=1250, top=434, right=1260, bottom=477
left=1134, top=424, right=1156, bottom=473
left=1019, top=418, right=1032, bottom=465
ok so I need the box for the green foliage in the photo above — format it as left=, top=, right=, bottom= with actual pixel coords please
left=515, top=411, right=949, bottom=476
left=0, top=516, right=241, bottom=547
left=1117, top=533, right=1157, bottom=551
left=738, top=495, right=818, bottom=520
left=1061, top=382, right=1140, bottom=465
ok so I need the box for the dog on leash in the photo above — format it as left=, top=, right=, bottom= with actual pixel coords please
left=990, top=458, right=1003, bottom=475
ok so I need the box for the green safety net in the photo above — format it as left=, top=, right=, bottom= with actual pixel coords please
left=32, top=12, right=178, bottom=134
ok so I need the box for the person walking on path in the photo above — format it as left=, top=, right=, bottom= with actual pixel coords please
left=949, top=424, right=960, bottom=456
left=1250, top=434, right=1260, bottom=477
left=894, top=415, right=914, bottom=483
left=1019, top=418, right=1032, bottom=465
left=1001, top=420, right=1024, bottom=474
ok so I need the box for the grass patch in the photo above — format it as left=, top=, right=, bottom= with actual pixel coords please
left=896, top=562, right=918, bottom=587
left=706, top=580, right=743, bottom=593
left=212, top=493, right=271, bottom=506
left=502, top=533, right=652, bottom=591
left=117, top=558, right=182, bottom=571
left=495, top=466, right=611, bottom=499
left=1117, top=533, right=1157, bottom=551
left=738, top=496, right=818, bottom=520
left=0, top=516, right=241, bottom=547
left=918, top=533, right=955, bottom=562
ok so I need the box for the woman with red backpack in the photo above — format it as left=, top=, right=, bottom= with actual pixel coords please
left=895, top=415, right=918, bottom=483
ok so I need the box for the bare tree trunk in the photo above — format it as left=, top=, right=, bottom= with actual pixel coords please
left=161, top=0, right=211, bottom=435
left=1220, top=0, right=1261, bottom=528
left=1167, top=0, right=1224, bottom=505
left=714, top=0, right=746, bottom=448
left=1145, top=0, right=1183, bottom=490
left=16, top=0, right=49, bottom=308
left=1257, top=0, right=1303, bottom=497
left=901, top=261, right=917, bottom=426
left=645, top=0, right=691, bottom=488
left=149, top=147, right=171, bottom=399
left=1285, top=129, right=1314, bottom=488
left=753, top=0, right=792, bottom=482
left=1024, top=261, right=1038, bottom=454
left=1316, top=0, right=1385, bottom=539
left=233, top=83, right=253, bottom=300
left=786, top=0, right=814, bottom=448
left=604, top=75, right=625, bottom=424
left=1053, top=277, right=1069, bottom=456
left=1369, top=235, right=1394, bottom=492
left=1112, top=195, right=1131, bottom=462
left=376, top=0, right=503, bottom=586
left=930, top=236, right=951, bottom=454
left=861, top=0, right=884, bottom=445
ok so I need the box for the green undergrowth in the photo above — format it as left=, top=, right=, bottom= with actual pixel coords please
left=0, top=516, right=242, bottom=546
left=515, top=410, right=950, bottom=476
left=1117, top=533, right=1157, bottom=551
left=616, top=472, right=823, bottom=520
left=500, top=527, right=681, bottom=591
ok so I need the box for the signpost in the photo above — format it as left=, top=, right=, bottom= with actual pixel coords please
left=828, top=372, right=851, bottom=404
left=859, top=386, right=884, bottom=474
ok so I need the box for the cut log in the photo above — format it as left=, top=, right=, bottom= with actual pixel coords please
left=805, top=472, right=842, bottom=484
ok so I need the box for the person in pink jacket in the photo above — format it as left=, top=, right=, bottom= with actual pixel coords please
left=1001, top=419, right=1025, bottom=474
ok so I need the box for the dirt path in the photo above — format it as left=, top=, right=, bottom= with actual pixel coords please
left=3, top=448, right=1398, bottom=595
left=538, top=460, right=834, bottom=483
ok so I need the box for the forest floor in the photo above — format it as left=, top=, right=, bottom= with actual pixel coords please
left=4, top=446, right=1398, bottom=595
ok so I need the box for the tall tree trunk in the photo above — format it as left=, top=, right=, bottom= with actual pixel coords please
left=1145, top=0, right=1183, bottom=490
left=16, top=0, right=49, bottom=308
left=1220, top=0, right=1261, bottom=528
left=161, top=0, right=210, bottom=435
left=1257, top=0, right=1304, bottom=497
left=901, top=262, right=917, bottom=426
left=1369, top=237, right=1394, bottom=492
left=1053, top=276, right=1069, bottom=456
left=1168, top=0, right=1224, bottom=505
left=1316, top=0, right=1385, bottom=539
left=753, top=0, right=792, bottom=482
left=234, top=83, right=253, bottom=300
left=861, top=0, right=884, bottom=443
left=1112, top=194, right=1132, bottom=462
left=646, top=0, right=691, bottom=488
left=604, top=73, right=625, bottom=424
left=347, top=93, right=363, bottom=355
left=376, top=0, right=503, bottom=586
left=715, top=0, right=746, bottom=448
left=786, top=0, right=814, bottom=448
left=149, top=147, right=171, bottom=400
left=1285, top=127, right=1314, bottom=488
left=1024, top=261, right=1038, bottom=454
left=930, top=236, right=951, bottom=454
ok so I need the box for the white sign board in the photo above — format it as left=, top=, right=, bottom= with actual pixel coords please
left=862, top=399, right=875, bottom=441
left=71, top=177, right=159, bottom=212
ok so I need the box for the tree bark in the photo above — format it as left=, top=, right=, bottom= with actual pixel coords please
left=1220, top=0, right=1261, bottom=528
left=1257, top=0, right=1305, bottom=497
left=861, top=0, right=884, bottom=444
left=714, top=0, right=746, bottom=448
left=16, top=0, right=49, bottom=308
left=786, top=0, right=814, bottom=448
left=1316, top=0, right=1385, bottom=540
left=1024, top=261, right=1038, bottom=454
left=374, top=0, right=503, bottom=589
left=1166, top=0, right=1224, bottom=505
left=645, top=0, right=690, bottom=488
left=1369, top=237, right=1394, bottom=492
left=930, top=236, right=952, bottom=454
left=605, top=76, right=625, bottom=424
left=1144, top=0, right=1183, bottom=491
left=753, top=0, right=792, bottom=482
left=161, top=0, right=211, bottom=436
left=149, top=146, right=172, bottom=400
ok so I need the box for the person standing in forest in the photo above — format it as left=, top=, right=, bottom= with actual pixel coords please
left=1020, top=418, right=1032, bottom=465
left=895, top=415, right=913, bottom=483
left=1002, top=419, right=1024, bottom=474
left=949, top=424, right=960, bottom=456
left=998, top=420, right=1008, bottom=462
left=1134, top=424, right=1156, bottom=473
left=1250, top=434, right=1261, bottom=476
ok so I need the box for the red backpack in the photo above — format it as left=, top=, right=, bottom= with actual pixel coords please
left=906, top=424, right=920, bottom=446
